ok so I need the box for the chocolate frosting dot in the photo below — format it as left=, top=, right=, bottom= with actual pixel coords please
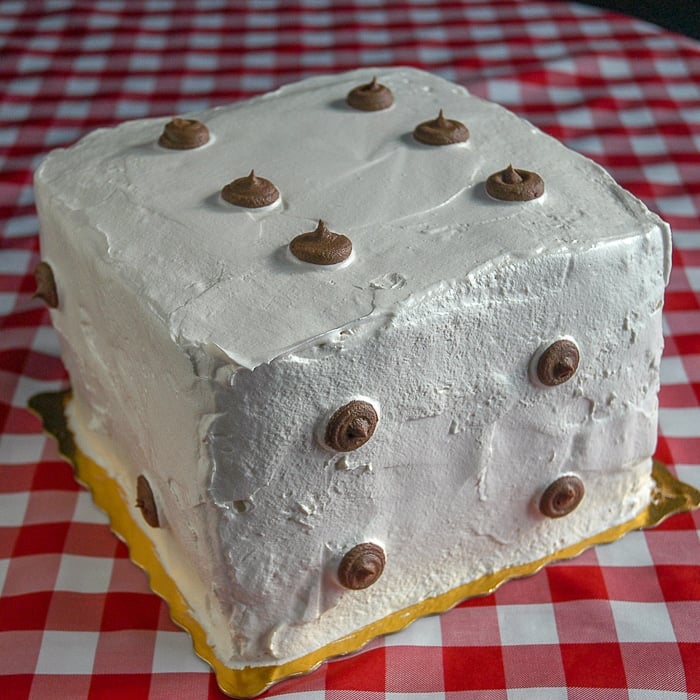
left=338, top=543, right=386, bottom=590
left=33, top=261, right=58, bottom=309
left=346, top=77, right=394, bottom=111
left=136, top=475, right=160, bottom=528
left=539, top=475, right=585, bottom=518
left=486, top=164, right=544, bottom=201
left=325, top=400, right=378, bottom=451
left=537, top=339, right=579, bottom=386
left=290, top=220, right=353, bottom=266
left=413, top=109, right=469, bottom=145
left=158, top=118, right=210, bottom=150
left=221, top=170, right=280, bottom=208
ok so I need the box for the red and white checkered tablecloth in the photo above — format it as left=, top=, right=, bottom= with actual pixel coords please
left=1, top=1, right=699, bottom=698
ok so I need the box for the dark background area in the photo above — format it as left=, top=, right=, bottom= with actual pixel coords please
left=575, top=0, right=700, bottom=40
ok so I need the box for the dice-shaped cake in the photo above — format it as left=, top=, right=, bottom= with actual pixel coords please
left=34, top=68, right=670, bottom=675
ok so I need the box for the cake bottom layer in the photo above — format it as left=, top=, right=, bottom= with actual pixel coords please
left=29, top=390, right=700, bottom=699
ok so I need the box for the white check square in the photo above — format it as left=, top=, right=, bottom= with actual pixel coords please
left=31, top=325, right=63, bottom=357
left=12, top=375, right=65, bottom=408
left=655, top=195, right=697, bottom=217
left=675, top=464, right=700, bottom=491
left=660, top=356, right=689, bottom=385
left=0, top=433, right=45, bottom=465
left=1, top=291, right=17, bottom=316
left=508, top=689, right=568, bottom=700
left=559, top=107, right=595, bottom=128
left=5, top=214, right=39, bottom=238
left=54, top=554, right=113, bottom=594
left=0, top=492, right=29, bottom=527
left=151, top=631, right=210, bottom=673
left=596, top=531, right=653, bottom=567
left=0, top=557, right=9, bottom=595
left=599, top=57, right=632, bottom=78
left=497, top=604, right=559, bottom=646
left=610, top=601, right=676, bottom=643
left=0, top=250, right=31, bottom=273
left=685, top=267, right=700, bottom=292
left=643, top=162, right=681, bottom=185
left=35, top=631, right=99, bottom=674
left=660, top=407, right=700, bottom=438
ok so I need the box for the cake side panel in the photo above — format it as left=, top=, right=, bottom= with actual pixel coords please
left=207, top=227, right=666, bottom=665
left=34, top=185, right=235, bottom=659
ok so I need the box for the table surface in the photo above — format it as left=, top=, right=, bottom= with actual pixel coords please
left=1, top=1, right=699, bottom=699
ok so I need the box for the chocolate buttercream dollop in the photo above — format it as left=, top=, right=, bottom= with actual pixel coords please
left=346, top=76, right=394, bottom=111
left=537, top=339, right=579, bottom=386
left=290, top=220, right=353, bottom=265
left=221, top=170, right=280, bottom=208
left=413, top=109, right=469, bottom=145
left=325, top=400, right=378, bottom=451
left=158, top=117, right=210, bottom=150
left=539, top=475, right=585, bottom=518
left=135, top=475, right=160, bottom=528
left=33, top=261, right=58, bottom=309
left=486, top=164, right=544, bottom=201
left=338, top=543, right=386, bottom=590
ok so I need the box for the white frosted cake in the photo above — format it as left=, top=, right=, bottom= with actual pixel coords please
left=34, top=68, right=671, bottom=676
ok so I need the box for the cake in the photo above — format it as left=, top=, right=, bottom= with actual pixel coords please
left=33, top=67, right=672, bottom=688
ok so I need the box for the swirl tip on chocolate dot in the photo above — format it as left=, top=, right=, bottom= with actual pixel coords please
left=486, top=164, right=544, bottom=201
left=290, top=220, right=353, bottom=266
left=413, top=109, right=469, bottom=145
left=158, top=117, right=209, bottom=150
left=501, top=164, right=523, bottom=184
left=221, top=169, right=280, bottom=208
left=346, top=76, right=394, bottom=111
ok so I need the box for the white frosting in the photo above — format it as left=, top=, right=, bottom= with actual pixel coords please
left=34, top=67, right=671, bottom=667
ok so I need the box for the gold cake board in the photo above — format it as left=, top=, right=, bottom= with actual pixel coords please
left=29, top=390, right=700, bottom=698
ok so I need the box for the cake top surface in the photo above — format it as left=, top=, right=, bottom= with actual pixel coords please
left=36, top=67, right=668, bottom=368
